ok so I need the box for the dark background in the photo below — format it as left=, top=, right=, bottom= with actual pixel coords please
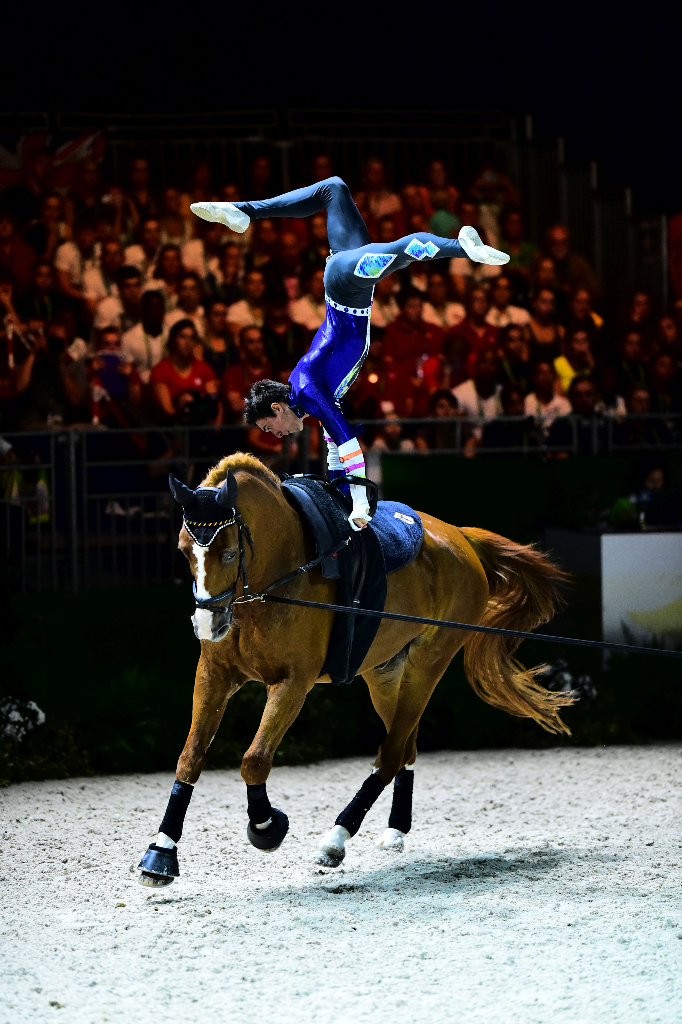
left=1, top=1, right=681, bottom=214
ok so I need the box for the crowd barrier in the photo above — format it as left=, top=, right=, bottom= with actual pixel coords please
left=1, top=415, right=680, bottom=593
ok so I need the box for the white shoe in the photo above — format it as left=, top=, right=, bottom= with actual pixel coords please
left=189, top=201, right=250, bottom=234
left=458, top=225, right=509, bottom=266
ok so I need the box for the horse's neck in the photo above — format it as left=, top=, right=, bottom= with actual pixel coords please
left=237, top=473, right=306, bottom=590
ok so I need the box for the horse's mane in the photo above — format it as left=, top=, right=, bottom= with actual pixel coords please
left=201, top=452, right=282, bottom=491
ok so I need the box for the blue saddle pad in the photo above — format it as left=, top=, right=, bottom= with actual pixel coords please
left=368, top=501, right=423, bottom=574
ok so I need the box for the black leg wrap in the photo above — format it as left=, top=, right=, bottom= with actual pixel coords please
left=138, top=844, right=180, bottom=878
left=246, top=782, right=273, bottom=825
left=159, top=780, right=193, bottom=843
left=388, top=766, right=414, bottom=834
left=246, top=807, right=289, bottom=851
left=335, top=772, right=386, bottom=837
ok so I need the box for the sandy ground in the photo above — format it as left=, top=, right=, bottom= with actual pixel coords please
left=1, top=745, right=681, bottom=1024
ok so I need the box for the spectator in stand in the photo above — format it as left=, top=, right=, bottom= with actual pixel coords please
left=268, top=231, right=304, bottom=301
left=426, top=160, right=460, bottom=216
left=227, top=269, right=267, bottom=337
left=622, top=291, right=654, bottom=351
left=205, top=242, right=243, bottom=306
left=83, top=238, right=123, bottom=316
left=530, top=255, right=559, bottom=296
left=0, top=146, right=53, bottom=226
left=0, top=211, right=37, bottom=294
left=150, top=319, right=219, bottom=425
left=449, top=287, right=498, bottom=370
left=262, top=299, right=308, bottom=370
left=422, top=272, right=465, bottom=330
left=159, top=186, right=192, bottom=247
left=415, top=389, right=461, bottom=451
left=422, top=333, right=470, bottom=395
left=17, top=316, right=90, bottom=428
left=121, top=289, right=166, bottom=384
left=180, top=160, right=218, bottom=220
left=182, top=220, right=225, bottom=281
left=453, top=348, right=503, bottom=424
left=163, top=271, right=206, bottom=341
left=311, top=154, right=334, bottom=182
left=94, top=264, right=142, bottom=334
left=201, top=298, right=238, bottom=379
left=563, top=287, right=603, bottom=348
left=594, top=363, right=626, bottom=416
left=480, top=383, right=540, bottom=454
left=222, top=325, right=272, bottom=419
left=126, top=157, right=159, bottom=227
left=246, top=219, right=279, bottom=275
left=53, top=217, right=98, bottom=305
left=498, top=324, right=531, bottom=395
left=554, top=328, right=595, bottom=395
left=528, top=287, right=565, bottom=362
left=367, top=411, right=415, bottom=453
left=616, top=331, right=647, bottom=395
left=89, top=324, right=141, bottom=425
left=449, top=199, right=501, bottom=297
left=471, top=165, right=520, bottom=248
left=16, top=261, right=65, bottom=325
left=544, top=224, right=599, bottom=297
left=485, top=274, right=531, bottom=329
left=124, top=217, right=162, bottom=280
left=382, top=290, right=444, bottom=371
left=355, top=157, right=401, bottom=223
left=615, top=384, right=674, bottom=447
left=370, top=274, right=401, bottom=330
left=429, top=189, right=460, bottom=239
left=300, top=213, right=330, bottom=275
left=498, top=209, right=538, bottom=277
left=151, top=244, right=183, bottom=310
left=548, top=377, right=606, bottom=455
left=656, top=315, right=681, bottom=361
left=376, top=214, right=400, bottom=245
left=524, top=360, right=571, bottom=435
left=23, top=193, right=70, bottom=262
left=64, top=159, right=106, bottom=227
left=648, top=353, right=682, bottom=414
left=249, top=156, right=274, bottom=201
left=401, top=184, right=430, bottom=226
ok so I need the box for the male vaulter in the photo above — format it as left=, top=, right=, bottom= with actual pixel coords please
left=192, top=177, right=508, bottom=529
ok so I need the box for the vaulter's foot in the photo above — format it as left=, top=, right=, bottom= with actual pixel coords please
left=190, top=201, right=250, bottom=234
left=458, top=225, right=509, bottom=266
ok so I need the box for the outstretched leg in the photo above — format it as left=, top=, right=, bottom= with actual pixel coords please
left=192, top=176, right=370, bottom=253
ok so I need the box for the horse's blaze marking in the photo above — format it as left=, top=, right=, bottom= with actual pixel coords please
left=192, top=542, right=215, bottom=640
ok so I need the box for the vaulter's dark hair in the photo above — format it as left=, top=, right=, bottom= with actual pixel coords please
left=244, top=379, right=291, bottom=425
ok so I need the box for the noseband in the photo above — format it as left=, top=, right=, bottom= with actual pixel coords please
left=189, top=509, right=255, bottom=610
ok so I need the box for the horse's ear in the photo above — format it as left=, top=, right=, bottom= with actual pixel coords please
left=168, top=473, right=195, bottom=506
left=216, top=470, right=238, bottom=510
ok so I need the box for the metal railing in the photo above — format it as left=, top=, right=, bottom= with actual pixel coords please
left=1, top=414, right=679, bottom=593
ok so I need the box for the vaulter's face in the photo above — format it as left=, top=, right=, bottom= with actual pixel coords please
left=256, top=403, right=303, bottom=438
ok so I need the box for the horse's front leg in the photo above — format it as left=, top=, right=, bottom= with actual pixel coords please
left=137, top=653, right=246, bottom=887
left=241, top=675, right=312, bottom=852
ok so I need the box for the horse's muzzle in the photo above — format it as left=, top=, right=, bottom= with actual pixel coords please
left=192, top=605, right=233, bottom=643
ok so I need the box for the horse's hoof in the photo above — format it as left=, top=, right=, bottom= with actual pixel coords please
left=138, top=843, right=179, bottom=883
left=246, top=807, right=289, bottom=851
left=314, top=824, right=349, bottom=867
left=377, top=827, right=405, bottom=852
left=138, top=871, right=174, bottom=888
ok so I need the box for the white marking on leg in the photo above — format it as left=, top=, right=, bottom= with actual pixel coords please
left=155, top=831, right=176, bottom=849
left=377, top=827, right=405, bottom=851
left=315, top=823, right=350, bottom=866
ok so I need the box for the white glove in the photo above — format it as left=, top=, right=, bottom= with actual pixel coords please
left=190, top=202, right=250, bottom=234
left=349, top=482, right=371, bottom=531
left=458, top=225, right=510, bottom=266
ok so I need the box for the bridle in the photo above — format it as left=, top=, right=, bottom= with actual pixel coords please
left=189, top=507, right=255, bottom=610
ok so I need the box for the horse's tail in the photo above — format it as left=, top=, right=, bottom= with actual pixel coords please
left=458, top=526, right=574, bottom=735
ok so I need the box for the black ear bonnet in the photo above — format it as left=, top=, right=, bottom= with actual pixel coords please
left=169, top=472, right=238, bottom=546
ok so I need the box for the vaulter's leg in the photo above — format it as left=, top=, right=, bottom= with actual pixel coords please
left=138, top=658, right=245, bottom=886
left=191, top=176, right=370, bottom=253
left=241, top=675, right=313, bottom=852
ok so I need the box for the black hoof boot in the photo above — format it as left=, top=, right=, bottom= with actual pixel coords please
left=246, top=808, right=289, bottom=851
left=138, top=843, right=179, bottom=887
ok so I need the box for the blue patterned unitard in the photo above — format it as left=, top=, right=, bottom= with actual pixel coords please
left=234, top=177, right=467, bottom=447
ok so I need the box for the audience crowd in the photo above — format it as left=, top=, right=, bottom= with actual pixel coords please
left=1, top=148, right=681, bottom=462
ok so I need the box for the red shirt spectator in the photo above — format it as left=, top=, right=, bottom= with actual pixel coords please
left=446, top=286, right=498, bottom=376
left=150, top=318, right=218, bottom=423
left=151, top=354, right=215, bottom=402
left=382, top=292, right=444, bottom=370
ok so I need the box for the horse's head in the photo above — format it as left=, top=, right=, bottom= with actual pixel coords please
left=170, top=470, right=245, bottom=643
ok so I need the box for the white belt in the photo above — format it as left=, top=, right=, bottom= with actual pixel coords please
left=325, top=294, right=372, bottom=317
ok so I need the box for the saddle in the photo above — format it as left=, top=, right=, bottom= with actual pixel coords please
left=280, top=474, right=423, bottom=685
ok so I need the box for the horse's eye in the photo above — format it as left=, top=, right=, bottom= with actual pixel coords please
left=221, top=549, right=237, bottom=564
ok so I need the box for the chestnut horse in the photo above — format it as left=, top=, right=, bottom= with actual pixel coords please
left=138, top=452, right=572, bottom=885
